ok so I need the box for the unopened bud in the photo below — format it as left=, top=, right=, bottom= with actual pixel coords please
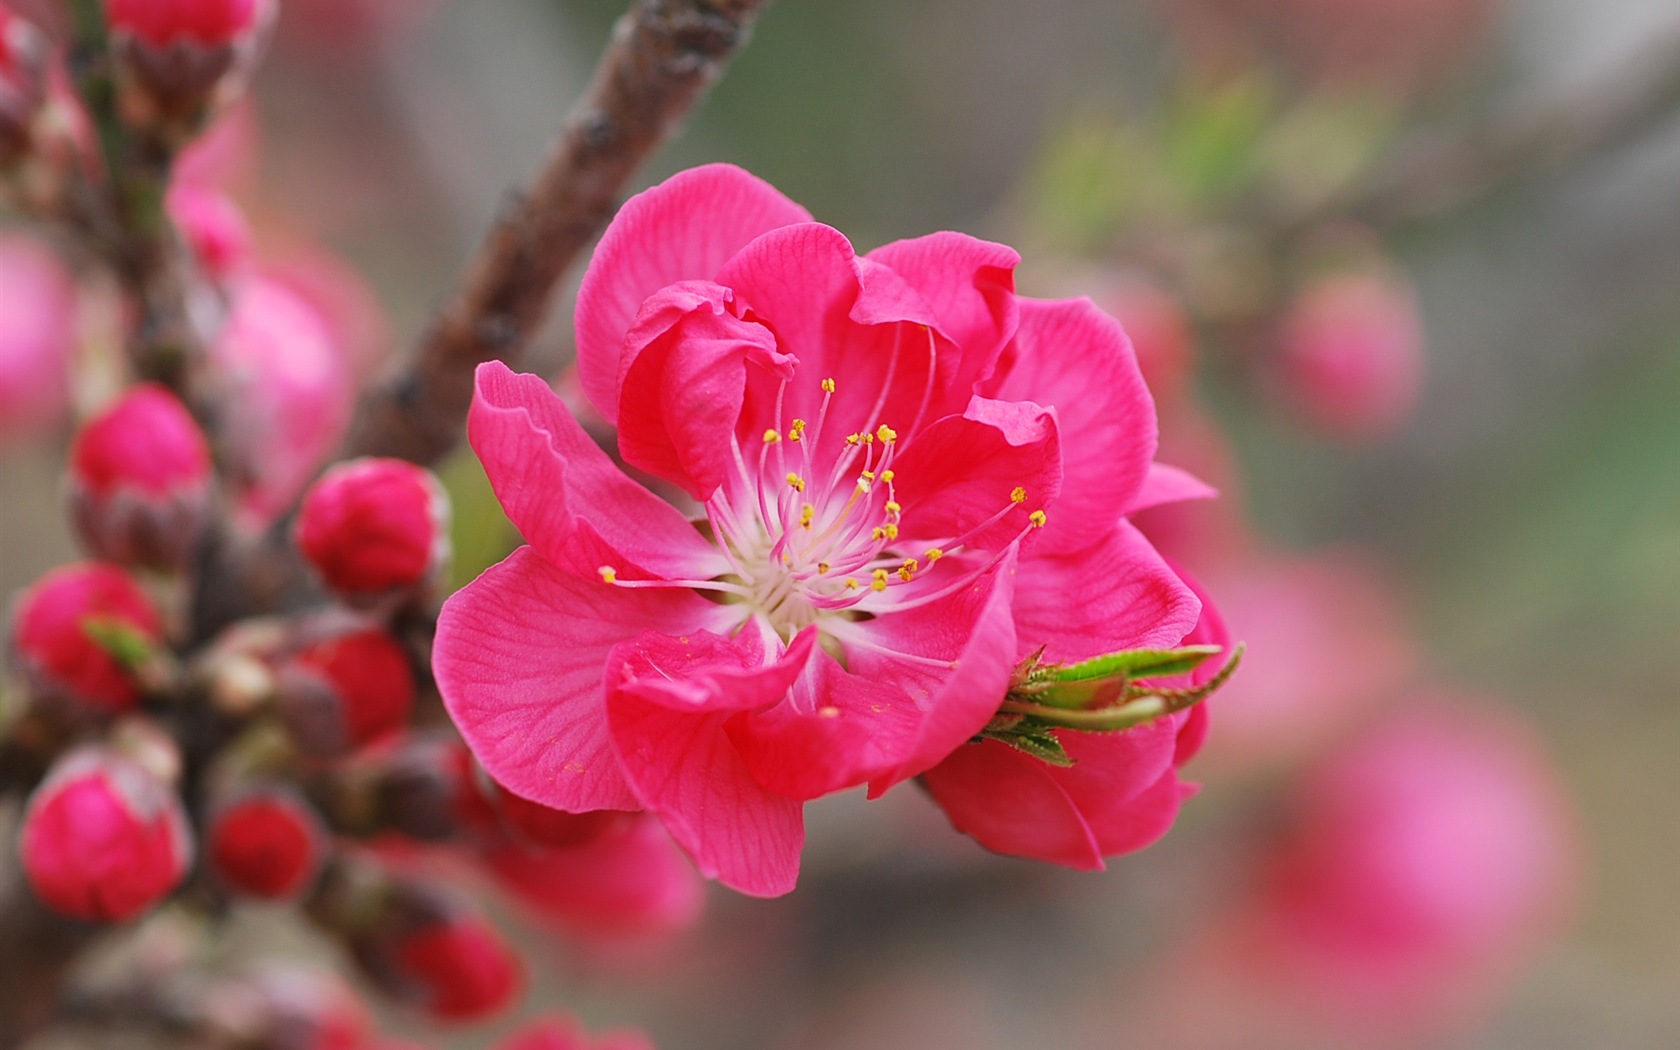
left=167, top=182, right=251, bottom=281
left=274, top=628, right=415, bottom=757
left=20, top=745, right=193, bottom=922
left=104, top=0, right=275, bottom=139
left=0, top=234, right=77, bottom=446
left=69, top=383, right=212, bottom=571
left=0, top=8, right=48, bottom=166
left=295, top=457, right=450, bottom=608
left=208, top=784, right=326, bottom=899
left=350, top=880, right=522, bottom=1022
left=8, top=562, right=162, bottom=715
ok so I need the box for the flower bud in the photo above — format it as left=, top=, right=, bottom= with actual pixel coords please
left=274, top=628, right=415, bottom=757
left=0, top=233, right=76, bottom=446
left=19, top=745, right=193, bottom=922
left=349, top=882, right=522, bottom=1022
left=8, top=562, right=162, bottom=714
left=1270, top=269, right=1425, bottom=440
left=210, top=277, right=353, bottom=527
left=167, top=182, right=251, bottom=281
left=68, top=383, right=213, bottom=571
left=0, top=8, right=48, bottom=166
left=369, top=734, right=497, bottom=842
left=296, top=458, right=449, bottom=607
left=104, top=0, right=275, bottom=138
left=207, top=785, right=326, bottom=899
left=497, top=1013, right=656, bottom=1050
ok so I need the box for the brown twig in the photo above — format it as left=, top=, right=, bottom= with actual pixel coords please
left=344, top=0, right=773, bottom=466
left=1351, top=25, right=1680, bottom=228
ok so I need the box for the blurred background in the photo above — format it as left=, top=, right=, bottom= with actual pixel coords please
left=4, top=0, right=1680, bottom=1047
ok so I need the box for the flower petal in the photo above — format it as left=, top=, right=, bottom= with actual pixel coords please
left=889, top=396, right=1063, bottom=552
left=1013, top=521, right=1201, bottom=662
left=1130, top=462, right=1219, bottom=514
left=1056, top=722, right=1185, bottom=856
left=615, top=281, right=790, bottom=501
left=985, top=297, right=1158, bottom=554
left=920, top=739, right=1103, bottom=869
left=866, top=232, right=1020, bottom=408
left=604, top=629, right=810, bottom=897
left=576, top=164, right=811, bottom=421
left=435, top=547, right=730, bottom=814
left=469, top=362, right=726, bottom=580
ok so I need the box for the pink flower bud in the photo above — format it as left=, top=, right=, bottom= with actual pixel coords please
left=1234, top=699, right=1581, bottom=1039
left=496, top=1014, right=656, bottom=1050
left=166, top=183, right=251, bottom=281
left=275, top=628, right=415, bottom=757
left=370, top=734, right=499, bottom=841
left=210, top=277, right=353, bottom=527
left=68, top=383, right=213, bottom=571
left=104, top=0, right=274, bottom=135
left=208, top=786, right=326, bottom=899
left=8, top=562, right=161, bottom=714
left=19, top=746, right=193, bottom=922
left=1270, top=270, right=1425, bottom=440
left=370, top=906, right=522, bottom=1022
left=296, top=458, right=449, bottom=605
left=0, top=233, right=76, bottom=446
left=0, top=8, right=48, bottom=164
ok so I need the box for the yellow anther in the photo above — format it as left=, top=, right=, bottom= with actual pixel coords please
left=817, top=561, right=831, bottom=575
left=862, top=432, right=875, bottom=445
left=884, top=523, right=900, bottom=541
left=872, top=527, right=886, bottom=541
left=898, top=558, right=918, bottom=582
left=844, top=578, right=860, bottom=590
left=871, top=569, right=890, bottom=592
left=818, top=705, right=840, bottom=718
left=880, top=469, right=895, bottom=483
left=902, top=558, right=919, bottom=574
left=821, top=377, right=836, bottom=394
left=763, top=429, right=781, bottom=444
left=925, top=547, right=944, bottom=561
left=1029, top=509, right=1048, bottom=528
left=884, top=500, right=902, bottom=516
left=597, top=566, right=618, bottom=584
left=860, top=470, right=876, bottom=482
left=1010, top=486, right=1027, bottom=504
left=789, top=419, right=807, bottom=441
left=875, top=424, right=897, bottom=444
left=845, top=433, right=862, bottom=446
left=786, top=472, right=805, bottom=492
left=800, top=504, right=815, bottom=528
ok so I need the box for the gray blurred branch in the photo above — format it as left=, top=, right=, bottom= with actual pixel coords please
left=345, top=0, right=774, bottom=466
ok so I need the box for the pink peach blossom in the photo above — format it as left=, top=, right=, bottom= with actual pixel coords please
left=0, top=234, right=76, bottom=446
left=436, top=165, right=1202, bottom=896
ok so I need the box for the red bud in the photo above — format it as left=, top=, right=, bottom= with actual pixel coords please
left=296, top=458, right=449, bottom=606
left=208, top=786, right=326, bottom=899
left=8, top=562, right=162, bottom=714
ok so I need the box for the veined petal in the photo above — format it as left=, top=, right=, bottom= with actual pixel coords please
left=576, top=164, right=811, bottom=421
left=434, top=547, right=731, bottom=814
left=616, top=282, right=789, bottom=501
left=889, top=396, right=1062, bottom=552
left=920, top=738, right=1104, bottom=869
left=604, top=629, right=811, bottom=897
left=1013, top=521, right=1201, bottom=662
left=1130, top=462, right=1219, bottom=514
left=985, top=297, right=1157, bottom=554
left=866, top=232, right=1020, bottom=408
left=469, top=362, right=727, bottom=580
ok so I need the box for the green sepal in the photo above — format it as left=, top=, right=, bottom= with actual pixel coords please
left=982, top=725, right=1075, bottom=768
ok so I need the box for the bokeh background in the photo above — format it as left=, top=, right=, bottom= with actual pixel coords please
left=5, top=0, right=1680, bottom=1047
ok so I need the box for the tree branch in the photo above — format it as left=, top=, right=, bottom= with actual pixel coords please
left=344, top=0, right=773, bottom=466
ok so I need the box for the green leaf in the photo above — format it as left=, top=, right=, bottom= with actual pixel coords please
left=82, top=617, right=154, bottom=670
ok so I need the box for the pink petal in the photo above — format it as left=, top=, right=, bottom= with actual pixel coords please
left=576, top=164, right=811, bottom=421
left=716, top=223, right=948, bottom=451
left=1056, top=723, right=1185, bottom=856
left=615, top=281, right=790, bottom=500
left=469, top=362, right=726, bottom=580
left=434, top=547, right=730, bottom=814
left=889, top=396, right=1063, bottom=552
left=1130, top=462, right=1219, bottom=514
left=866, top=232, right=1020, bottom=409
left=1013, top=521, right=1201, bottom=662
left=985, top=297, right=1158, bottom=554
left=920, top=739, right=1103, bottom=870
left=604, top=630, right=810, bottom=897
